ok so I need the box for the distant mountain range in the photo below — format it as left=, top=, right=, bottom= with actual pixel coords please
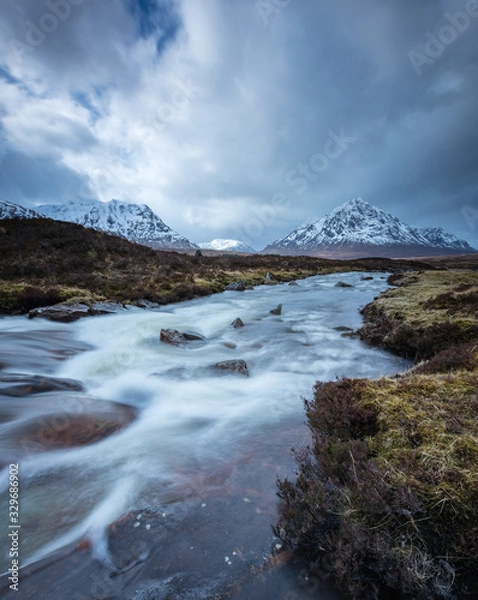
left=262, top=198, right=475, bottom=258
left=0, top=201, right=41, bottom=221
left=0, top=198, right=198, bottom=250
left=198, top=239, right=257, bottom=253
left=36, top=198, right=198, bottom=250
left=1, top=197, right=475, bottom=257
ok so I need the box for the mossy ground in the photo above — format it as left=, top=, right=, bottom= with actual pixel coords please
left=276, top=268, right=478, bottom=599
left=358, top=270, right=478, bottom=360
left=0, top=217, right=430, bottom=314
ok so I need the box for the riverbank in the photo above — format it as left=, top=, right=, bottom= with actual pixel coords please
left=0, top=217, right=431, bottom=315
left=0, top=271, right=408, bottom=600
left=275, top=267, right=478, bottom=599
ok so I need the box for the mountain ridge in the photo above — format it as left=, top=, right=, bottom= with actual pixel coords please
left=35, top=198, right=197, bottom=250
left=0, top=201, right=42, bottom=220
left=262, top=198, right=475, bottom=258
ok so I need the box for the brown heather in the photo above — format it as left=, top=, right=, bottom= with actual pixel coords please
left=0, top=217, right=430, bottom=314
left=276, top=266, right=478, bottom=599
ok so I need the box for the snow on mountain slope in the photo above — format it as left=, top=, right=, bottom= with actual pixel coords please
left=414, top=227, right=474, bottom=251
left=262, top=198, right=475, bottom=257
left=0, top=201, right=41, bottom=220
left=37, top=198, right=197, bottom=249
left=198, top=239, right=257, bottom=253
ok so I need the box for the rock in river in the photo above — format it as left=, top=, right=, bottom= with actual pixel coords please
left=231, top=318, right=245, bottom=328
left=269, top=304, right=282, bottom=316
left=160, top=329, right=205, bottom=346
left=209, top=360, right=250, bottom=377
left=0, top=393, right=137, bottom=463
left=29, top=301, right=127, bottom=322
left=335, top=281, right=354, bottom=288
left=226, top=281, right=246, bottom=292
left=0, top=373, right=84, bottom=397
left=29, top=303, right=90, bottom=322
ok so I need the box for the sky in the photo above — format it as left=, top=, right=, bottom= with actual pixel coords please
left=0, top=0, right=477, bottom=250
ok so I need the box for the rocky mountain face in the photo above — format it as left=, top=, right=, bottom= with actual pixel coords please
left=0, top=201, right=41, bottom=220
left=36, top=198, right=197, bottom=250
left=262, top=198, right=475, bottom=258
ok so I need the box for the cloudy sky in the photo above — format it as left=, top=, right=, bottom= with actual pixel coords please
left=0, top=0, right=477, bottom=249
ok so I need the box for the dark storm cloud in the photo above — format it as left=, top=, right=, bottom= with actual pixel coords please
left=0, top=150, right=89, bottom=203
left=0, top=0, right=477, bottom=247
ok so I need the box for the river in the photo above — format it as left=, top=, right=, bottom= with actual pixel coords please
left=0, top=272, right=410, bottom=599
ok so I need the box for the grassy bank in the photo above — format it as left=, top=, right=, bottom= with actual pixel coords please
left=0, top=218, right=430, bottom=315
left=275, top=268, right=478, bottom=599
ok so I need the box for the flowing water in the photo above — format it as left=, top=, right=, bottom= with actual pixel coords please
left=0, top=272, right=410, bottom=599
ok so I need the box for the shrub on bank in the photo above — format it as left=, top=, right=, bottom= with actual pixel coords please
left=275, top=373, right=478, bottom=599
left=276, top=269, right=478, bottom=599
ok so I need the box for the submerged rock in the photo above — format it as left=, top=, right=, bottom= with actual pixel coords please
left=89, top=301, right=126, bottom=315
left=160, top=329, right=205, bottom=346
left=0, top=393, right=136, bottom=461
left=231, top=318, right=245, bottom=328
left=136, top=299, right=160, bottom=309
left=29, top=303, right=90, bottom=322
left=0, top=374, right=84, bottom=397
left=270, top=304, right=282, bottom=316
left=335, top=281, right=354, bottom=288
left=226, top=281, right=246, bottom=292
left=361, top=275, right=374, bottom=281
left=332, top=326, right=354, bottom=333
left=209, top=359, right=250, bottom=377
left=288, top=281, right=299, bottom=287
left=1, top=497, right=276, bottom=600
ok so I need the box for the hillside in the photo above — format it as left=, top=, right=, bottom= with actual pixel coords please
left=36, top=198, right=197, bottom=250
left=0, top=218, right=432, bottom=315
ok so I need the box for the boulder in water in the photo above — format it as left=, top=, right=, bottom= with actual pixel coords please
left=209, top=359, right=250, bottom=377
left=29, top=303, right=90, bottom=322
left=160, top=329, right=205, bottom=346
left=269, top=304, right=282, bottom=316
left=226, top=281, right=246, bottom=292
left=335, top=281, right=354, bottom=288
left=231, top=318, right=244, bottom=328
left=0, top=374, right=84, bottom=397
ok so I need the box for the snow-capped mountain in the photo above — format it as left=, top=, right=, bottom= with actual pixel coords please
left=262, top=198, right=475, bottom=258
left=415, top=227, right=472, bottom=251
left=0, top=201, right=41, bottom=220
left=198, top=239, right=257, bottom=253
left=36, top=198, right=197, bottom=250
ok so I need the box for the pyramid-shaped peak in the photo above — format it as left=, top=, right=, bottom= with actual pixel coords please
left=333, top=198, right=377, bottom=213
